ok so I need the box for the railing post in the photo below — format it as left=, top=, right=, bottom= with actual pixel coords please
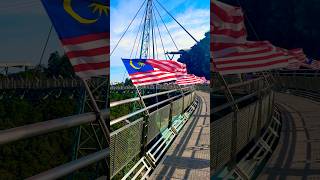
left=140, top=114, right=150, bottom=156
left=168, top=102, right=173, bottom=128
left=181, top=91, right=185, bottom=112
left=256, top=87, right=263, bottom=141
left=135, top=87, right=150, bottom=157
left=179, top=86, right=185, bottom=112
left=268, top=89, right=273, bottom=123
left=167, top=88, right=174, bottom=128
left=230, top=110, right=238, bottom=167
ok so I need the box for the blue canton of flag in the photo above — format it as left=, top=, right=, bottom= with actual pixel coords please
left=41, top=0, right=109, bottom=79
left=42, top=0, right=109, bottom=38
left=122, top=59, right=177, bottom=86
left=122, top=59, right=153, bottom=74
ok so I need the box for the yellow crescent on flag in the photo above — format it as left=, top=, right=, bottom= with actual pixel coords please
left=130, top=59, right=145, bottom=70
left=63, top=0, right=98, bottom=24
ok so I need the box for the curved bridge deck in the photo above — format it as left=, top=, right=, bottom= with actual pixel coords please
left=259, top=93, right=320, bottom=179
left=150, top=91, right=210, bottom=179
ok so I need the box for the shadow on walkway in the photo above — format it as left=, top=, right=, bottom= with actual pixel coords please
left=150, top=91, right=210, bottom=180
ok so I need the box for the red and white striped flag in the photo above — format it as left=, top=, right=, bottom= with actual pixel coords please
left=211, top=0, right=289, bottom=75
left=62, top=33, right=109, bottom=78
left=122, top=59, right=177, bottom=86
left=146, top=59, right=187, bottom=77
left=143, top=59, right=207, bottom=86
left=176, top=74, right=204, bottom=85
left=285, top=49, right=307, bottom=70
left=211, top=0, right=247, bottom=59
left=128, top=70, right=177, bottom=86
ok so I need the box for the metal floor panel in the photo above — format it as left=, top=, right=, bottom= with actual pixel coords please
left=258, top=93, right=320, bottom=180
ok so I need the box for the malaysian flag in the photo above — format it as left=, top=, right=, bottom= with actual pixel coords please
left=176, top=74, right=205, bottom=85
left=285, top=49, right=307, bottom=70
left=146, top=59, right=187, bottom=77
left=200, top=77, right=209, bottom=84
left=41, top=0, right=109, bottom=79
left=142, top=59, right=207, bottom=86
left=211, top=0, right=289, bottom=75
left=122, top=59, right=177, bottom=86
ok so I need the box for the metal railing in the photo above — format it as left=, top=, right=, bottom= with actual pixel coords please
left=211, top=70, right=320, bottom=176
left=0, top=78, right=183, bottom=90
left=110, top=87, right=197, bottom=178
left=0, top=78, right=83, bottom=89
left=221, top=105, right=281, bottom=179
left=0, top=109, right=109, bottom=179
left=211, top=76, right=275, bottom=174
left=274, top=70, right=320, bottom=91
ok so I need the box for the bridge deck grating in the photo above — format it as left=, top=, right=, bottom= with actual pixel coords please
left=258, top=93, right=320, bottom=180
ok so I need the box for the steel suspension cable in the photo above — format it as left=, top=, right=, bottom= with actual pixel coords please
left=130, top=11, right=145, bottom=58
left=123, top=9, right=147, bottom=83
left=151, top=6, right=156, bottom=59
left=153, top=4, right=179, bottom=51
left=152, top=5, right=167, bottom=60
left=155, top=0, right=199, bottom=43
left=38, top=25, right=53, bottom=66
left=152, top=15, right=159, bottom=59
left=135, top=26, right=144, bottom=58
left=110, top=0, right=147, bottom=55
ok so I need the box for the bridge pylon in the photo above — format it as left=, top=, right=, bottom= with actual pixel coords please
left=70, top=77, right=110, bottom=179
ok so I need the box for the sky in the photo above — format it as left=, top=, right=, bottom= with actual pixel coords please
left=110, top=0, right=210, bottom=83
left=0, top=1, right=63, bottom=69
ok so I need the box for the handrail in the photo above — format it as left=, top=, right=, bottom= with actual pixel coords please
left=212, top=86, right=272, bottom=113
left=212, top=92, right=258, bottom=113
left=0, top=109, right=109, bottom=179
left=0, top=109, right=109, bottom=145
left=110, top=87, right=190, bottom=107
left=27, top=148, right=109, bottom=180
left=110, top=91, right=198, bottom=178
left=110, top=91, right=190, bottom=126
left=212, top=77, right=266, bottom=92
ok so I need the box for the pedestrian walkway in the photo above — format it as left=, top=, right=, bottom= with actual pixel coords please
left=150, top=91, right=210, bottom=180
left=258, top=93, right=320, bottom=180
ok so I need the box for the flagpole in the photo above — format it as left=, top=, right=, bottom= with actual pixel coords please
left=177, top=84, right=185, bottom=97
left=135, top=86, right=150, bottom=115
left=82, top=79, right=110, bottom=144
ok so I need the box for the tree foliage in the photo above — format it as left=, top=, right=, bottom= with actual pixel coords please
left=0, top=51, right=80, bottom=179
left=47, top=51, right=75, bottom=78
left=0, top=96, right=76, bottom=179
left=178, top=32, right=210, bottom=79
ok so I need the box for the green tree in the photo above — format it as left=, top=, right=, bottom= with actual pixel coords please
left=48, top=51, right=75, bottom=78
left=178, top=32, right=210, bottom=79
left=124, top=78, right=133, bottom=86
